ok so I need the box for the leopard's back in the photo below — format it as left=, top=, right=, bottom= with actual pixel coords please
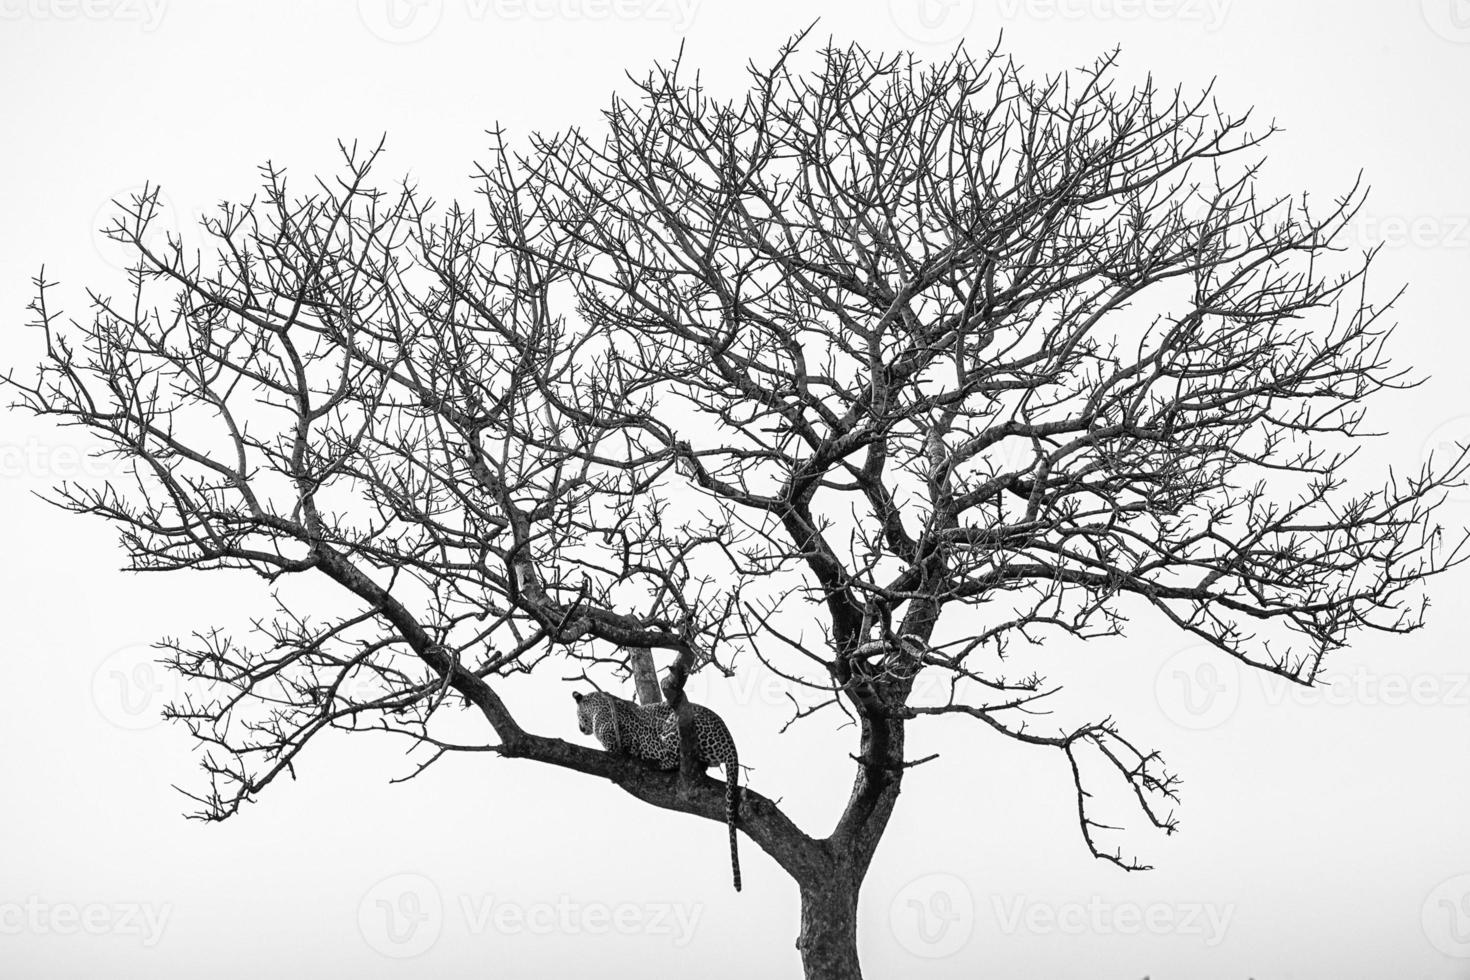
left=573, top=691, right=677, bottom=768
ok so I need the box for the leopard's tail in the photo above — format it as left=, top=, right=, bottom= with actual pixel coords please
left=726, top=752, right=742, bottom=892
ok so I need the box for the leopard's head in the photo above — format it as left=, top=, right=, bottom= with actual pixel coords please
left=572, top=690, right=599, bottom=735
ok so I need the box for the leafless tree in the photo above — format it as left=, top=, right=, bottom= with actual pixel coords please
left=7, top=32, right=1466, bottom=979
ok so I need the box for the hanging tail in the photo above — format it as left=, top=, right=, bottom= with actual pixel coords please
left=726, top=757, right=742, bottom=892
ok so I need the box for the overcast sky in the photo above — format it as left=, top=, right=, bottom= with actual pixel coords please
left=3, top=1, right=1470, bottom=977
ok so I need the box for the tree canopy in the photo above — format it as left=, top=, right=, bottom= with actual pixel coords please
left=7, top=31, right=1465, bottom=978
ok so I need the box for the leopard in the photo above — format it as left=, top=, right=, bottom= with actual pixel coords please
left=573, top=690, right=742, bottom=891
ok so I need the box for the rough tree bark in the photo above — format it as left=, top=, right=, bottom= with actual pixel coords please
left=797, top=868, right=863, bottom=980
left=626, top=646, right=664, bottom=706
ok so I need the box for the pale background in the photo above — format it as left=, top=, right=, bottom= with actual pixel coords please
left=2, top=1, right=1469, bottom=977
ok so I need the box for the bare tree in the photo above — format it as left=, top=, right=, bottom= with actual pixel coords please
left=7, top=32, right=1466, bottom=979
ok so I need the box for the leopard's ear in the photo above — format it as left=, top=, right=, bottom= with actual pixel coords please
left=572, top=691, right=584, bottom=703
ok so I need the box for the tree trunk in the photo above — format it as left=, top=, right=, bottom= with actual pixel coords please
left=796, top=873, right=863, bottom=980
left=636, top=640, right=871, bottom=977
left=626, top=646, right=664, bottom=705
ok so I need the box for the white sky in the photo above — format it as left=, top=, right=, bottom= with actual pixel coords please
left=2, top=1, right=1470, bottom=977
